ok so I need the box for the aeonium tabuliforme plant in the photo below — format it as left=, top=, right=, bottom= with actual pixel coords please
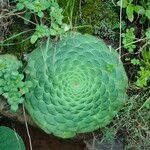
left=25, top=32, right=128, bottom=138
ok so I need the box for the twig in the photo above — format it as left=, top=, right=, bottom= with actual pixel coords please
left=13, top=128, right=22, bottom=149
left=22, top=103, right=33, bottom=150
left=120, top=41, right=149, bottom=58
left=111, top=0, right=116, bottom=6
left=16, top=14, right=37, bottom=25
left=34, top=13, right=39, bottom=24
left=92, top=133, right=96, bottom=150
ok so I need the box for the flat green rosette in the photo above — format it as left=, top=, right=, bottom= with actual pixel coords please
left=25, top=32, right=128, bottom=138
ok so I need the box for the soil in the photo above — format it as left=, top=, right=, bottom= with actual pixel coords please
left=0, top=117, right=86, bottom=150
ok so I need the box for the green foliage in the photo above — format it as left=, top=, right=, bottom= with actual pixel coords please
left=117, top=0, right=145, bottom=22
left=117, top=0, right=150, bottom=89
left=0, top=1, right=149, bottom=148
left=146, top=28, right=150, bottom=40
left=136, top=67, right=150, bottom=87
left=0, top=126, right=25, bottom=150
left=25, top=32, right=128, bottom=138
left=0, top=23, right=35, bottom=55
left=131, top=58, right=140, bottom=65
left=102, top=127, right=117, bottom=142
left=140, top=97, right=150, bottom=109
left=17, top=0, right=51, bottom=17
left=122, top=28, right=136, bottom=52
left=58, top=0, right=75, bottom=26
left=100, top=91, right=150, bottom=149
left=135, top=49, right=150, bottom=88
left=15, top=0, right=69, bottom=43
left=30, top=24, right=49, bottom=44
left=146, top=9, right=150, bottom=19
left=58, top=0, right=119, bottom=41
left=0, top=55, right=32, bottom=112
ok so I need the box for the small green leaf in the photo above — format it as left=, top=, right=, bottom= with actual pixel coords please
left=38, top=11, right=44, bottom=18
left=131, top=58, right=140, bottom=65
left=117, top=0, right=128, bottom=8
left=143, top=97, right=150, bottom=109
left=49, top=28, right=58, bottom=36
left=11, top=104, right=18, bottom=112
left=16, top=3, right=24, bottom=11
left=26, top=81, right=32, bottom=88
left=134, top=5, right=145, bottom=14
left=24, top=12, right=31, bottom=25
left=125, top=58, right=130, bottom=61
left=17, top=81, right=24, bottom=88
left=106, top=64, right=114, bottom=73
left=2, top=92, right=9, bottom=98
left=146, top=28, right=150, bottom=39
left=126, top=4, right=134, bottom=22
left=19, top=97, right=24, bottom=103
left=25, top=2, right=35, bottom=10
left=136, top=67, right=150, bottom=87
left=0, top=79, right=4, bottom=86
left=122, top=28, right=136, bottom=52
left=146, top=9, right=150, bottom=19
left=30, top=34, right=38, bottom=44
left=12, top=71, right=19, bottom=76
left=139, top=16, right=146, bottom=24
left=64, top=24, right=70, bottom=32
left=21, top=87, right=29, bottom=93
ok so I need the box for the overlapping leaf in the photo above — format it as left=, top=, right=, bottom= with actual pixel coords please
left=25, top=32, right=128, bottom=138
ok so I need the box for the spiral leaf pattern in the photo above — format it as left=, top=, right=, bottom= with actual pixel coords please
left=25, top=32, right=128, bottom=138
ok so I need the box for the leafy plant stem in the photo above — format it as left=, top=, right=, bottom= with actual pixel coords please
left=116, top=37, right=150, bottom=51
left=16, top=14, right=37, bottom=25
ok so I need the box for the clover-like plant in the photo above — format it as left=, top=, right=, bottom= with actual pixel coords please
left=16, top=0, right=69, bottom=44
left=25, top=32, right=128, bottom=138
left=0, top=55, right=31, bottom=112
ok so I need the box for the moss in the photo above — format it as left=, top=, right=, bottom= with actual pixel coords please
left=58, top=0, right=119, bottom=40
left=1, top=22, right=35, bottom=57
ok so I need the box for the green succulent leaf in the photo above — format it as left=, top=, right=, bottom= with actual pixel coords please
left=0, top=126, right=25, bottom=150
left=25, top=32, right=128, bottom=138
left=0, top=55, right=31, bottom=112
left=11, top=104, right=19, bottom=112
